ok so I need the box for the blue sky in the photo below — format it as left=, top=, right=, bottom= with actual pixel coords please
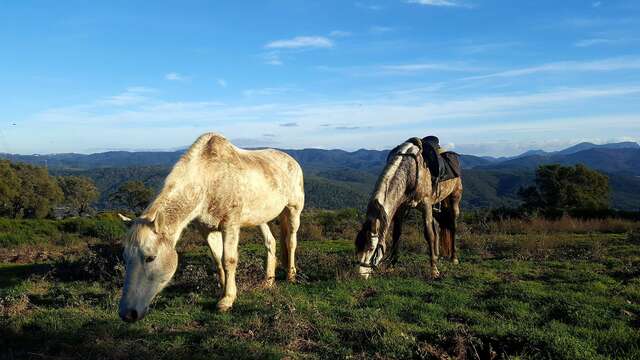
left=2, top=0, right=640, bottom=156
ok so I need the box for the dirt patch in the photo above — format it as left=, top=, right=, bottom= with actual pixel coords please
left=0, top=243, right=88, bottom=264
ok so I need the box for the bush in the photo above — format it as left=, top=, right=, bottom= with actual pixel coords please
left=94, top=219, right=126, bottom=243
left=0, top=218, right=61, bottom=247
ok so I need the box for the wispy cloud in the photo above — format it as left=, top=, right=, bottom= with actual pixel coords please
left=18, top=83, right=640, bottom=154
left=369, top=26, right=393, bottom=34
left=243, top=87, right=294, bottom=97
left=329, top=30, right=352, bottom=38
left=165, top=72, right=188, bottom=81
left=280, top=122, right=299, bottom=127
left=379, top=62, right=481, bottom=74
left=217, top=79, right=228, bottom=88
left=100, top=87, right=157, bottom=106
left=406, top=0, right=468, bottom=8
left=261, top=51, right=283, bottom=66
left=456, top=42, right=520, bottom=54
left=317, top=62, right=481, bottom=77
left=464, top=56, right=640, bottom=80
left=355, top=2, right=382, bottom=11
left=265, top=36, right=333, bottom=49
left=574, top=38, right=625, bottom=47
left=592, top=1, right=602, bottom=8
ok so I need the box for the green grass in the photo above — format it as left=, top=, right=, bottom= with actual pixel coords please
left=1, top=233, right=640, bottom=359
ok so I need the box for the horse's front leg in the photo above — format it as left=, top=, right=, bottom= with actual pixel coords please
left=218, top=225, right=240, bottom=312
left=259, top=223, right=277, bottom=288
left=421, top=204, right=440, bottom=278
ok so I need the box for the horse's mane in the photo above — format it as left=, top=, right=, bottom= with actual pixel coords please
left=355, top=138, right=421, bottom=253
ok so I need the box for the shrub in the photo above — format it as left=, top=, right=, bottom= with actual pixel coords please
left=93, top=219, right=126, bottom=243
left=0, top=218, right=61, bottom=247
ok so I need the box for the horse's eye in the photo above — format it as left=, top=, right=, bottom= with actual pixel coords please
left=145, top=256, right=156, bottom=263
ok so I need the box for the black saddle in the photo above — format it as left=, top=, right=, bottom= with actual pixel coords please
left=420, top=136, right=461, bottom=186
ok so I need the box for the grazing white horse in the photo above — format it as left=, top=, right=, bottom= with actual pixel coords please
left=119, top=133, right=304, bottom=321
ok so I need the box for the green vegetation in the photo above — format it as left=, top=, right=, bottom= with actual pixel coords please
left=108, top=180, right=155, bottom=214
left=57, top=176, right=100, bottom=216
left=519, top=164, right=610, bottom=213
left=0, top=216, right=126, bottom=248
left=1, top=214, right=639, bottom=359
left=0, top=160, right=63, bottom=218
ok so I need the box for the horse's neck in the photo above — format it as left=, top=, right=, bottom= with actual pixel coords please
left=147, top=183, right=204, bottom=247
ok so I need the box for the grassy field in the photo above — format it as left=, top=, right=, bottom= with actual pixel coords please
left=1, top=220, right=640, bottom=359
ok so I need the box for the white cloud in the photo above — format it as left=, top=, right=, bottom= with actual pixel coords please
left=217, top=79, right=228, bottom=88
left=379, top=62, right=481, bottom=73
left=14, top=84, right=640, bottom=154
left=456, top=42, right=520, bottom=54
left=355, top=2, right=382, bottom=11
left=369, top=26, right=393, bottom=34
left=406, top=0, right=467, bottom=7
left=261, top=51, right=283, bottom=66
left=464, top=56, right=640, bottom=80
left=265, top=36, right=333, bottom=49
left=574, top=38, right=623, bottom=47
left=100, top=87, right=157, bottom=106
left=242, top=87, right=294, bottom=97
left=329, top=30, right=352, bottom=38
left=165, top=72, right=188, bottom=81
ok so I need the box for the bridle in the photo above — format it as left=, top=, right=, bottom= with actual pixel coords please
left=357, top=233, right=384, bottom=269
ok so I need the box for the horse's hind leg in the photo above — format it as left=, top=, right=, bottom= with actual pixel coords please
left=279, top=205, right=301, bottom=282
left=421, top=203, right=440, bottom=278
left=206, top=231, right=225, bottom=289
left=260, top=223, right=277, bottom=288
left=449, top=188, right=462, bottom=265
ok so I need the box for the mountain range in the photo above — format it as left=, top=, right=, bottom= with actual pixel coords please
left=1, top=141, right=639, bottom=211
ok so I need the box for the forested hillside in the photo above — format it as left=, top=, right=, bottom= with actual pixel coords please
left=8, top=141, right=640, bottom=211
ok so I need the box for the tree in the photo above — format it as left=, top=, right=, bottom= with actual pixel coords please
left=0, top=160, right=20, bottom=217
left=11, top=162, right=64, bottom=218
left=109, top=180, right=154, bottom=214
left=519, top=164, right=609, bottom=212
left=57, top=176, right=100, bottom=215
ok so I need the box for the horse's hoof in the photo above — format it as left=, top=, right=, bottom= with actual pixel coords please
left=431, top=269, right=441, bottom=278
left=217, top=297, right=235, bottom=312
left=452, top=258, right=459, bottom=265
left=262, top=278, right=275, bottom=288
left=287, top=270, right=297, bottom=282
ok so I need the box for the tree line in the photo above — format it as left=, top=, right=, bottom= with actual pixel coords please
left=0, top=159, right=615, bottom=219
left=0, top=160, right=155, bottom=219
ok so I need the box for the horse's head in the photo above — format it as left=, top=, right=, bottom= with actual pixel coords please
left=355, top=218, right=385, bottom=279
left=119, top=212, right=178, bottom=322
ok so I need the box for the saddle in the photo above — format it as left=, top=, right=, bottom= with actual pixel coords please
left=420, top=137, right=461, bottom=186
left=387, top=137, right=461, bottom=189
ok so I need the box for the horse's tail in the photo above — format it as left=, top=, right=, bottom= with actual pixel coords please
left=438, top=207, right=455, bottom=258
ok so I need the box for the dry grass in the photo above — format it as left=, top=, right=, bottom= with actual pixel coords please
left=476, top=216, right=640, bottom=235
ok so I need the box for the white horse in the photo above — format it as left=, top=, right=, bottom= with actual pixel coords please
left=119, top=133, right=304, bottom=321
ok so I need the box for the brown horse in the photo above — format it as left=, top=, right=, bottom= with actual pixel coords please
left=355, top=137, right=463, bottom=278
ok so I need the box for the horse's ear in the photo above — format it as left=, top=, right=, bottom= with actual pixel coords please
left=153, top=211, right=165, bottom=234
left=117, top=213, right=133, bottom=223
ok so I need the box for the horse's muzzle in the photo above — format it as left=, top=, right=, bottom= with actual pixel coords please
left=120, top=307, right=147, bottom=323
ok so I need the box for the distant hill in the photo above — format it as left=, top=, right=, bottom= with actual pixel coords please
left=484, top=148, right=640, bottom=175
left=6, top=140, right=640, bottom=211
left=557, top=141, right=640, bottom=155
